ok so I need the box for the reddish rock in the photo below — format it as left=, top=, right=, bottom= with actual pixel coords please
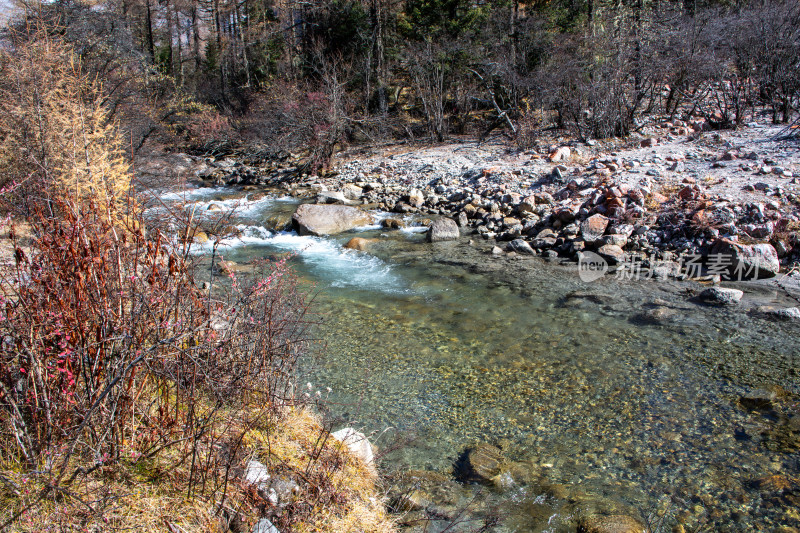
left=641, top=138, right=658, bottom=148
left=606, top=197, right=626, bottom=209
left=650, top=192, right=669, bottom=204
left=627, top=189, right=645, bottom=204
left=678, top=185, right=702, bottom=201
left=554, top=205, right=579, bottom=223
left=692, top=210, right=708, bottom=226
left=581, top=214, right=610, bottom=244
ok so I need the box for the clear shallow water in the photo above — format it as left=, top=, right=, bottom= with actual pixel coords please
left=159, top=188, right=799, bottom=532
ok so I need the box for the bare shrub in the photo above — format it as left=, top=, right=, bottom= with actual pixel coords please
left=0, top=33, right=358, bottom=532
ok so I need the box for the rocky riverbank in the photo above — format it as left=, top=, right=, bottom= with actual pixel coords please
left=144, top=118, right=800, bottom=292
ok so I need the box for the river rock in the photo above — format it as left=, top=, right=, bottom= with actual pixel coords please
left=600, top=234, right=627, bottom=247
left=344, top=237, right=369, bottom=251
left=392, top=488, right=432, bottom=513
left=754, top=306, right=800, bottom=321
left=381, top=218, right=406, bottom=229
left=342, top=184, right=363, bottom=200
left=317, top=190, right=358, bottom=205
left=581, top=214, right=609, bottom=245
left=455, top=443, right=507, bottom=484
left=635, top=306, right=679, bottom=325
left=597, top=244, right=626, bottom=264
left=509, top=239, right=535, bottom=255
left=427, top=218, right=460, bottom=242
left=739, top=388, right=780, bottom=410
left=292, top=204, right=373, bottom=236
left=331, top=428, right=375, bottom=471
left=193, top=230, right=209, bottom=244
left=752, top=474, right=797, bottom=493
left=408, top=188, right=425, bottom=207
left=709, top=239, right=780, bottom=280
left=699, top=287, right=743, bottom=305
left=578, top=514, right=647, bottom=533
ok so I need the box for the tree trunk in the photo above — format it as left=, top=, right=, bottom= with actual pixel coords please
left=165, top=0, right=175, bottom=77
left=145, top=0, right=156, bottom=62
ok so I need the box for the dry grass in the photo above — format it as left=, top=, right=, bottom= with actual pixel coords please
left=0, top=406, right=395, bottom=533
left=244, top=408, right=395, bottom=533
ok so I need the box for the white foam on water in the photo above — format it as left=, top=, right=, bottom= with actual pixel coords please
left=352, top=223, right=383, bottom=232
left=191, top=226, right=407, bottom=294
left=185, top=195, right=278, bottom=217
left=400, top=226, right=429, bottom=234
left=189, top=224, right=274, bottom=253
left=266, top=232, right=406, bottom=293
left=157, top=186, right=231, bottom=202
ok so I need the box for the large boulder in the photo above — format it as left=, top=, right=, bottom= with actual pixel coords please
left=427, top=217, right=460, bottom=242
left=710, top=239, right=780, bottom=280
left=581, top=214, right=609, bottom=245
left=292, top=204, right=373, bottom=236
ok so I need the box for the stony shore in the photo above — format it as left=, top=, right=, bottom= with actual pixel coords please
left=142, top=118, right=800, bottom=291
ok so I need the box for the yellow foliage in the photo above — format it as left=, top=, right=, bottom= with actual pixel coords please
left=0, top=32, right=131, bottom=212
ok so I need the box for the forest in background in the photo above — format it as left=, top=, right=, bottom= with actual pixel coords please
left=4, top=0, right=799, bottom=171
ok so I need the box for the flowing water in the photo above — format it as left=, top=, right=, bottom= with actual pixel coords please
left=156, top=188, right=799, bottom=532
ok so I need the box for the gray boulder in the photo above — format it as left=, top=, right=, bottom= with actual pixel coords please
left=509, top=239, right=535, bottom=255
left=699, top=287, right=743, bottom=305
left=342, top=184, right=363, bottom=200
left=427, top=218, right=460, bottom=242
left=710, top=239, right=780, bottom=280
left=597, top=244, right=626, bottom=265
left=292, top=204, right=373, bottom=236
